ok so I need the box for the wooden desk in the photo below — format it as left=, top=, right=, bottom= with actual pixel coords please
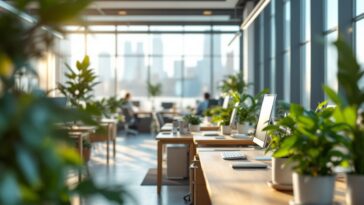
left=197, top=148, right=346, bottom=205
left=193, top=135, right=255, bottom=147
left=160, top=123, right=173, bottom=132
left=160, top=123, right=219, bottom=132
left=69, top=131, right=91, bottom=181
left=99, top=119, right=117, bottom=164
left=156, top=132, right=194, bottom=194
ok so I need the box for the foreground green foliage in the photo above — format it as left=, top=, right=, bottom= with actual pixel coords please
left=0, top=0, right=131, bottom=204
left=272, top=102, right=350, bottom=176
left=323, top=37, right=364, bottom=174
left=264, top=113, right=295, bottom=157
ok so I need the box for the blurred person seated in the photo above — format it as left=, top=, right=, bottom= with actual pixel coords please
left=120, top=92, right=139, bottom=134
left=196, top=92, right=210, bottom=116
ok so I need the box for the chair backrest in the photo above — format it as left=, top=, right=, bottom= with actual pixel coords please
left=121, top=106, right=135, bottom=124
left=154, top=112, right=165, bottom=129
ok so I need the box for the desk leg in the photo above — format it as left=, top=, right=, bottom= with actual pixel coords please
left=106, top=129, right=110, bottom=165
left=157, top=140, right=163, bottom=194
left=78, top=136, right=83, bottom=182
left=113, top=123, right=116, bottom=158
left=189, top=143, right=195, bottom=163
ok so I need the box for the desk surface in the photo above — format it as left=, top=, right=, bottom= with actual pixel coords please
left=194, top=135, right=255, bottom=146
left=161, top=123, right=219, bottom=132
left=156, top=132, right=193, bottom=142
left=197, top=148, right=346, bottom=205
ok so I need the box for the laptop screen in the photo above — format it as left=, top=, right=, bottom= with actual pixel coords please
left=253, top=94, right=276, bottom=148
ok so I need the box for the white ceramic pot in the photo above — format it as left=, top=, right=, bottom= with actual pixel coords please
left=237, top=123, right=251, bottom=134
left=346, top=174, right=364, bottom=205
left=189, top=124, right=200, bottom=132
left=221, top=125, right=231, bottom=135
left=292, top=172, right=335, bottom=204
left=272, top=157, right=293, bottom=185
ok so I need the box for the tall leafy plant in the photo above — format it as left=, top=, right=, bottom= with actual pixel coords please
left=58, top=55, right=99, bottom=108
left=147, top=82, right=162, bottom=97
left=0, top=0, right=130, bottom=204
left=324, top=37, right=364, bottom=174
left=219, top=72, right=251, bottom=94
left=264, top=113, right=295, bottom=157
left=211, top=107, right=233, bottom=126
left=231, top=89, right=268, bottom=125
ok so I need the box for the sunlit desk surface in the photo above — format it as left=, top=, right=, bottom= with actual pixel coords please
left=160, top=123, right=219, bottom=132
left=155, top=132, right=194, bottom=194
left=197, top=148, right=346, bottom=205
left=193, top=134, right=255, bottom=146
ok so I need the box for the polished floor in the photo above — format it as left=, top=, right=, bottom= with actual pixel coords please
left=78, top=133, right=189, bottom=205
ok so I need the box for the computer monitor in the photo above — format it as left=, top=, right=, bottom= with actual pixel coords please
left=229, top=102, right=239, bottom=126
left=207, top=99, right=219, bottom=108
left=161, top=102, right=174, bottom=110
left=222, top=96, right=231, bottom=109
left=253, top=94, right=276, bottom=148
left=132, top=101, right=140, bottom=107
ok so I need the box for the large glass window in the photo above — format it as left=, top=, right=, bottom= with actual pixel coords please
left=325, top=0, right=338, bottom=31
left=259, top=14, right=265, bottom=91
left=87, top=34, right=116, bottom=97
left=324, top=0, right=338, bottom=92
left=356, top=0, right=364, bottom=16
left=270, top=0, right=276, bottom=94
left=301, top=0, right=311, bottom=108
left=283, top=0, right=291, bottom=102
left=356, top=20, right=364, bottom=67
left=63, top=25, right=240, bottom=108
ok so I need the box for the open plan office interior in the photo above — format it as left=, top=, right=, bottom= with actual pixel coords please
left=1, top=0, right=364, bottom=204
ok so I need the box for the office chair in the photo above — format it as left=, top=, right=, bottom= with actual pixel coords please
left=121, top=106, right=138, bottom=136
left=153, top=112, right=165, bottom=133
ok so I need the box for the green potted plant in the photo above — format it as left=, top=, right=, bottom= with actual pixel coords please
left=263, top=108, right=295, bottom=188
left=323, top=38, right=364, bottom=205
left=218, top=72, right=251, bottom=95
left=147, top=81, right=162, bottom=110
left=183, top=114, right=202, bottom=132
left=58, top=55, right=100, bottom=110
left=274, top=102, right=349, bottom=204
left=232, top=89, right=268, bottom=134
left=211, top=107, right=233, bottom=135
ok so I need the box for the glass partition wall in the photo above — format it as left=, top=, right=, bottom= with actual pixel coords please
left=60, top=25, right=241, bottom=111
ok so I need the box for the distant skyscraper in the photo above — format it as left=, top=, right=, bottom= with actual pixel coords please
left=225, top=51, right=235, bottom=74
left=123, top=41, right=135, bottom=81
left=98, top=52, right=113, bottom=96
left=151, top=35, right=167, bottom=80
